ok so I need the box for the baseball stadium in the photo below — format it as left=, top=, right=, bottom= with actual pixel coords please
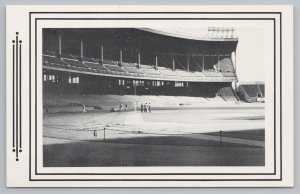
left=42, top=28, right=265, bottom=167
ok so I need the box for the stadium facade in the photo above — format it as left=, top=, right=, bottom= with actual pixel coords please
left=42, top=28, right=239, bottom=101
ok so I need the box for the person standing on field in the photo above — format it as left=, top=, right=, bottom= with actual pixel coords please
left=140, top=103, right=143, bottom=112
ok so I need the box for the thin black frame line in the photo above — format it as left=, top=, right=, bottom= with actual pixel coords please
left=12, top=43, right=15, bottom=150
left=34, top=18, right=276, bottom=176
left=34, top=17, right=276, bottom=177
left=35, top=18, right=275, bottom=21
left=16, top=34, right=19, bottom=161
left=35, top=172, right=276, bottom=176
left=280, top=8, right=282, bottom=179
left=20, top=42, right=22, bottom=149
left=28, top=13, right=282, bottom=181
left=35, top=18, right=37, bottom=175
left=274, top=19, right=276, bottom=175
left=28, top=178, right=283, bottom=182
left=30, top=11, right=282, bottom=14
left=29, top=13, right=32, bottom=180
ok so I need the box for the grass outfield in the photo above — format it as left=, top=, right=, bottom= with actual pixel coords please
left=43, top=106, right=265, bottom=166
left=44, top=134, right=264, bottom=167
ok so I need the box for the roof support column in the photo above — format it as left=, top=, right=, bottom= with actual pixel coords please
left=155, top=54, right=158, bottom=70
left=187, top=56, right=190, bottom=72
left=80, top=40, right=83, bottom=61
left=58, top=34, right=62, bottom=57
left=138, top=53, right=140, bottom=69
left=100, top=45, right=103, bottom=64
left=217, top=53, right=220, bottom=71
left=202, top=54, right=205, bottom=72
left=172, top=55, right=175, bottom=71
left=119, top=50, right=122, bottom=66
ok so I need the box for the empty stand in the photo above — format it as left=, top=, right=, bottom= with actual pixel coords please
left=84, top=61, right=108, bottom=72
left=218, top=87, right=238, bottom=101
left=104, top=64, right=127, bottom=73
left=242, top=85, right=260, bottom=97
left=203, top=70, right=221, bottom=77
left=43, top=55, right=69, bottom=68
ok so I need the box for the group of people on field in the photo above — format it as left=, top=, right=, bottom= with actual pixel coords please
left=110, top=103, right=128, bottom=112
left=140, top=103, right=151, bottom=113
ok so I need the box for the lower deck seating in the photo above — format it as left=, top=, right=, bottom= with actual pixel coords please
left=242, top=85, right=261, bottom=97
left=44, top=93, right=236, bottom=112
left=258, top=84, right=265, bottom=97
left=218, top=87, right=238, bottom=101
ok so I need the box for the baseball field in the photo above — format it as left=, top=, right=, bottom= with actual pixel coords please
left=43, top=104, right=265, bottom=166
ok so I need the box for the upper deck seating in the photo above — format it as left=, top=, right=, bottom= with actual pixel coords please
left=123, top=66, right=144, bottom=74
left=189, top=71, right=204, bottom=77
left=102, top=60, right=117, bottom=66
left=43, top=55, right=69, bottom=68
left=82, top=57, right=98, bottom=63
left=44, top=50, right=57, bottom=56
left=176, top=70, right=191, bottom=77
left=84, top=61, right=108, bottom=72
left=61, top=53, right=77, bottom=59
left=221, top=72, right=236, bottom=77
left=121, top=62, right=134, bottom=67
left=158, top=67, right=179, bottom=77
left=62, top=58, right=89, bottom=70
left=203, top=70, right=221, bottom=77
left=104, top=64, right=127, bottom=73
left=141, top=67, right=162, bottom=75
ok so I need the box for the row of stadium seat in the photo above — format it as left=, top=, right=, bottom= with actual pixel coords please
left=217, top=87, right=238, bottom=101
left=44, top=93, right=232, bottom=111
left=43, top=54, right=236, bottom=81
left=241, top=84, right=264, bottom=98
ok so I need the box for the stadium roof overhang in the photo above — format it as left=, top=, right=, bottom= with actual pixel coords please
left=43, top=28, right=238, bottom=60
left=140, top=28, right=239, bottom=42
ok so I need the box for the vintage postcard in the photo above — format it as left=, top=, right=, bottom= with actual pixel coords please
left=6, top=5, right=294, bottom=187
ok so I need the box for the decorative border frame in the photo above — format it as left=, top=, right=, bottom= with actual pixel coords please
left=27, top=12, right=282, bottom=182
left=12, top=31, right=23, bottom=161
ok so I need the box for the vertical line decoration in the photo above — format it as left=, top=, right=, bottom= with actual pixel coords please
left=12, top=32, right=22, bottom=161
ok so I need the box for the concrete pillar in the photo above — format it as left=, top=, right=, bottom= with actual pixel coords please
left=217, top=53, right=220, bottom=71
left=138, top=53, right=140, bottom=68
left=202, top=54, right=205, bottom=72
left=187, top=56, right=190, bottom=72
left=80, top=40, right=83, bottom=60
left=120, top=50, right=122, bottom=66
left=172, top=55, right=175, bottom=71
left=58, top=34, right=62, bottom=56
left=155, top=55, right=158, bottom=70
left=100, top=45, right=103, bottom=63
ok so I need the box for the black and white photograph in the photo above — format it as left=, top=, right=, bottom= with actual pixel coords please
left=42, top=27, right=265, bottom=167
left=5, top=5, right=293, bottom=187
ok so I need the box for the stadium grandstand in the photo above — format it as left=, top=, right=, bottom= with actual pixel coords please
left=42, top=28, right=250, bottom=112
left=237, top=82, right=265, bottom=103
